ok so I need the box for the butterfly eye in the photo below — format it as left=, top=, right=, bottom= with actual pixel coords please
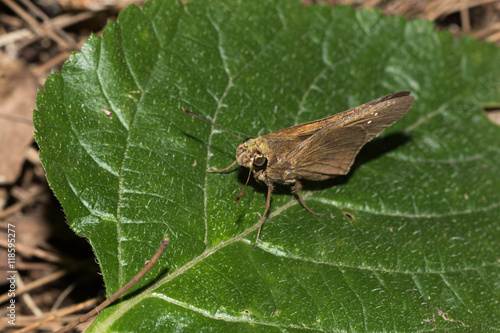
left=253, top=156, right=267, bottom=167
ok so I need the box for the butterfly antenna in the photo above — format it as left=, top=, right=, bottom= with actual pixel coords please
left=236, top=166, right=253, bottom=205
left=182, top=107, right=244, bottom=140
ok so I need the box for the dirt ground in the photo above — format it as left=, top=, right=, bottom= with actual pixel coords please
left=0, top=0, right=499, bottom=332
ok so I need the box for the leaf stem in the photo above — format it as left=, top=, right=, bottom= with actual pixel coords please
left=56, top=238, right=170, bottom=333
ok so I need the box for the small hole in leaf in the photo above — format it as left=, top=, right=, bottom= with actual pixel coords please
left=484, top=104, right=500, bottom=126
left=242, top=309, right=251, bottom=315
left=343, top=212, right=355, bottom=220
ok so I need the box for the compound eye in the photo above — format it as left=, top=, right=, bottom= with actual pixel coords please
left=253, top=156, right=267, bottom=167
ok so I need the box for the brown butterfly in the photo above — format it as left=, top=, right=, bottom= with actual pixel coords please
left=184, top=91, right=414, bottom=248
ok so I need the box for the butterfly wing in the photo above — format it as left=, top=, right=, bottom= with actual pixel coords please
left=285, top=125, right=368, bottom=180
left=264, top=91, right=412, bottom=141
left=275, top=93, right=414, bottom=181
left=329, top=94, right=414, bottom=142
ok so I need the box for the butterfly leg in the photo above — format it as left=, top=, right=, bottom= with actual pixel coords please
left=294, top=181, right=322, bottom=216
left=254, top=184, right=273, bottom=249
left=207, top=160, right=238, bottom=173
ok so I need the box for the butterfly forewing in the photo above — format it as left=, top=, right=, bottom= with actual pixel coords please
left=264, top=91, right=411, bottom=140
left=331, top=95, right=414, bottom=143
left=286, top=125, right=368, bottom=180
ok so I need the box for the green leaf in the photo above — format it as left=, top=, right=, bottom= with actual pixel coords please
left=34, top=0, right=500, bottom=331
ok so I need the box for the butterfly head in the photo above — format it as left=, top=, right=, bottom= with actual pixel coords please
left=236, top=138, right=268, bottom=170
